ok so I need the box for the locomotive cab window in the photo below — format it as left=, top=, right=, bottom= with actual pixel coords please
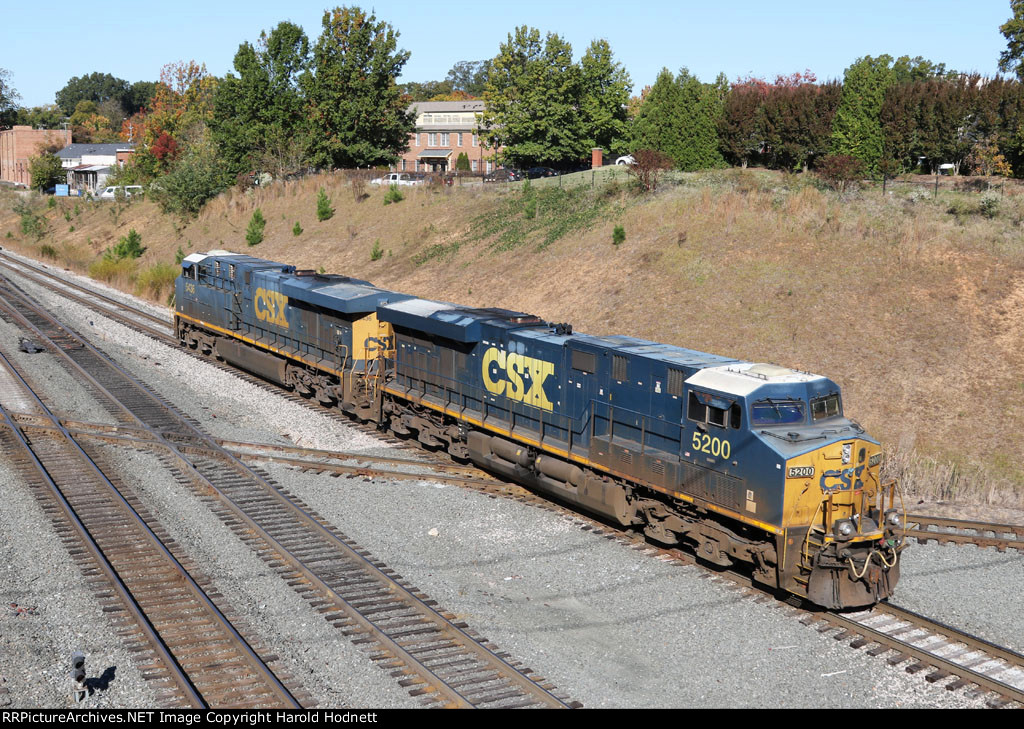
left=688, top=391, right=740, bottom=429
left=751, top=399, right=806, bottom=426
left=811, top=394, right=842, bottom=421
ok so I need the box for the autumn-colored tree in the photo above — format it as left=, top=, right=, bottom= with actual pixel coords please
left=119, top=60, right=217, bottom=177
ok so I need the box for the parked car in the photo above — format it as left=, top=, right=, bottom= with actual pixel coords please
left=97, top=185, right=143, bottom=200
left=615, top=154, right=635, bottom=166
left=482, top=168, right=523, bottom=183
left=524, top=167, right=558, bottom=179
left=369, top=172, right=422, bottom=186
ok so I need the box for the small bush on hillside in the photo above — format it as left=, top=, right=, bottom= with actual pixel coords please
left=383, top=184, right=404, bottom=205
left=317, top=188, right=334, bottom=221
left=815, top=155, right=865, bottom=192
left=979, top=193, right=1000, bottom=219
left=14, top=199, right=47, bottom=240
left=612, top=225, right=626, bottom=246
left=40, top=244, right=58, bottom=259
left=625, top=149, right=673, bottom=193
left=105, top=229, right=146, bottom=260
left=370, top=239, right=383, bottom=261
left=175, top=246, right=186, bottom=264
left=246, top=208, right=266, bottom=246
left=292, top=221, right=303, bottom=236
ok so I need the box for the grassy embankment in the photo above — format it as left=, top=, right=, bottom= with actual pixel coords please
left=2, top=167, right=1023, bottom=508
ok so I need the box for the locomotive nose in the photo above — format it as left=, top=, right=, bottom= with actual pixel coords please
left=783, top=438, right=905, bottom=608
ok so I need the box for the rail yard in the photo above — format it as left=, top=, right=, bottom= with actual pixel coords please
left=0, top=249, right=1021, bottom=709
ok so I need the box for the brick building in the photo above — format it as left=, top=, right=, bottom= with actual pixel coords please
left=0, top=126, right=72, bottom=187
left=395, top=100, right=499, bottom=174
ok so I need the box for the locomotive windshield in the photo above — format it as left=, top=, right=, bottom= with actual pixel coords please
left=751, top=399, right=805, bottom=426
left=811, top=393, right=842, bottom=421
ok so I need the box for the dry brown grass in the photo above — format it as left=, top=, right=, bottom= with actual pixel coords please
left=3, top=171, right=1024, bottom=510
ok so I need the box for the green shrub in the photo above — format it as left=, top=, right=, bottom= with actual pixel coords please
left=39, top=244, right=58, bottom=259
left=89, top=256, right=138, bottom=285
left=370, top=239, right=383, bottom=261
left=292, top=221, right=303, bottom=236
left=150, top=141, right=231, bottom=217
left=246, top=208, right=266, bottom=246
left=383, top=184, right=404, bottom=205
left=14, top=200, right=47, bottom=240
left=135, top=262, right=179, bottom=303
left=612, top=225, right=626, bottom=246
left=47, top=196, right=56, bottom=209
left=317, top=188, right=334, bottom=221
left=175, top=246, right=186, bottom=264
left=105, top=229, right=146, bottom=260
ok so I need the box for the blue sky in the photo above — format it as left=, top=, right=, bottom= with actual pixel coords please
left=2, top=1, right=1013, bottom=108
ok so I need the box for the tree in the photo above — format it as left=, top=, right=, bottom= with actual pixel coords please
left=16, top=104, right=65, bottom=130
left=0, top=67, right=19, bottom=129
left=631, top=68, right=724, bottom=171
left=479, top=26, right=589, bottom=169
left=831, top=55, right=898, bottom=174
left=757, top=81, right=841, bottom=171
left=630, top=68, right=686, bottom=166
left=28, top=152, right=64, bottom=190
left=1000, top=1, right=1024, bottom=80
left=579, top=39, right=632, bottom=156
left=55, top=72, right=130, bottom=116
left=150, top=130, right=231, bottom=216
left=212, top=21, right=311, bottom=176
left=303, top=6, right=415, bottom=169
left=445, top=60, right=490, bottom=96
left=70, top=100, right=117, bottom=142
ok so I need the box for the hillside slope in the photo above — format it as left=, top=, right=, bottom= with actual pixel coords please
left=3, top=169, right=1022, bottom=505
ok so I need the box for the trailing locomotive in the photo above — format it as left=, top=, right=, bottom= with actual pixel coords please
left=175, top=251, right=906, bottom=609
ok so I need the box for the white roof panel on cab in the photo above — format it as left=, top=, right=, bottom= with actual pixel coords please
left=686, top=363, right=824, bottom=397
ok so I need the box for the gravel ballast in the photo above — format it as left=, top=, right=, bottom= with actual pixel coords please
left=0, top=260, right=1020, bottom=708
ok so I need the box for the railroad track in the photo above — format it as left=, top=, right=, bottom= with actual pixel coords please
left=5, top=252, right=1023, bottom=707
left=0, top=271, right=579, bottom=709
left=903, top=514, right=1024, bottom=552
left=0, top=352, right=303, bottom=709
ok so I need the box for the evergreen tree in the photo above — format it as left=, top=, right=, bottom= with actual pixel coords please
left=303, top=6, right=415, bottom=168
left=631, top=68, right=724, bottom=171
left=630, top=68, right=686, bottom=166
left=831, top=55, right=898, bottom=174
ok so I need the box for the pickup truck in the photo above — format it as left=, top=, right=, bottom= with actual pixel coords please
left=369, top=172, right=422, bottom=186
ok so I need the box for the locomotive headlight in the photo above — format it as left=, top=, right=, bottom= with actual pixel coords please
left=885, top=509, right=902, bottom=528
left=834, top=519, right=856, bottom=540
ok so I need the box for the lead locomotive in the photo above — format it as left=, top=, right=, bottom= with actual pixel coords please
left=176, top=251, right=905, bottom=609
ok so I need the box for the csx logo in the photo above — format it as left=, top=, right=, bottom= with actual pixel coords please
left=482, top=347, right=555, bottom=411
left=820, top=465, right=865, bottom=493
left=254, top=288, right=289, bottom=329
left=364, top=336, right=393, bottom=355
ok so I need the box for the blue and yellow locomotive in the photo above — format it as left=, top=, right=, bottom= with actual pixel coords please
left=176, top=251, right=905, bottom=609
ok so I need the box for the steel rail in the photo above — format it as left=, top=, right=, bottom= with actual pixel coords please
left=904, top=513, right=1024, bottom=552
left=0, top=273, right=575, bottom=709
left=0, top=351, right=298, bottom=708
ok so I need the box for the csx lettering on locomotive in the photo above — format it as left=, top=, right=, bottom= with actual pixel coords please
left=481, top=347, right=555, bottom=411
left=254, top=288, right=289, bottom=328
